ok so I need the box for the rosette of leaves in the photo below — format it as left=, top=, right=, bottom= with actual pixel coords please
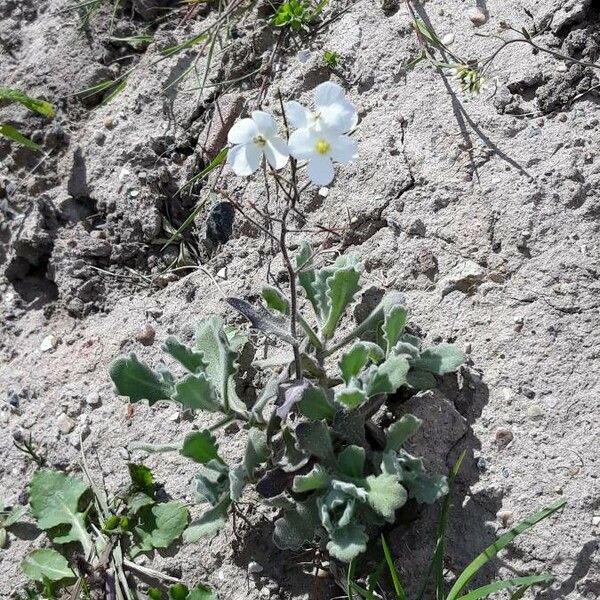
left=109, top=245, right=465, bottom=563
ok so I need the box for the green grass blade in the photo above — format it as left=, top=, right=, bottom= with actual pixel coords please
left=446, top=499, right=566, bottom=600
left=350, top=582, right=380, bottom=600
left=161, top=32, right=209, bottom=57
left=381, top=535, right=407, bottom=600
left=177, top=146, right=228, bottom=195
left=416, top=450, right=465, bottom=600
left=347, top=558, right=356, bottom=600
left=0, top=88, right=55, bottom=117
left=508, top=585, right=532, bottom=600
left=0, top=123, right=42, bottom=151
left=455, top=574, right=553, bottom=600
left=101, top=80, right=126, bottom=106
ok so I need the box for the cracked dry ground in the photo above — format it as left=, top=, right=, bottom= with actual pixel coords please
left=1, top=0, right=599, bottom=599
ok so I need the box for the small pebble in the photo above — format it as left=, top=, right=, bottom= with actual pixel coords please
left=468, top=7, right=488, bottom=26
left=592, top=515, right=600, bottom=526
left=476, top=457, right=488, bottom=471
left=496, top=510, right=514, bottom=527
left=296, top=49, right=311, bottom=64
left=248, top=561, right=263, bottom=574
left=85, top=392, right=102, bottom=408
left=494, top=427, right=514, bottom=449
left=136, top=323, right=156, bottom=346
left=527, top=405, right=544, bottom=420
left=441, top=33, right=455, bottom=46
left=318, top=186, right=329, bottom=198
left=57, top=412, right=76, bottom=434
left=40, top=335, right=58, bottom=352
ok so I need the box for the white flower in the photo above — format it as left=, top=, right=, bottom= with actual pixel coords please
left=227, top=111, right=289, bottom=176
left=286, top=81, right=358, bottom=185
left=286, top=81, right=358, bottom=135
left=287, top=127, right=357, bottom=185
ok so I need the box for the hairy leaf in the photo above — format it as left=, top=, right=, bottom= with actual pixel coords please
left=340, top=342, right=384, bottom=384
left=132, top=501, right=188, bottom=556
left=276, top=381, right=310, bottom=419
left=295, top=421, right=335, bottom=464
left=296, top=243, right=326, bottom=321
left=181, top=431, right=221, bottom=464
left=335, top=385, right=367, bottom=410
left=406, top=369, right=437, bottom=390
left=29, top=470, right=92, bottom=554
left=163, top=337, right=206, bottom=374
left=273, top=500, right=319, bottom=550
left=365, top=355, right=410, bottom=396
left=385, top=414, right=422, bottom=451
left=383, top=305, right=407, bottom=355
left=262, top=286, right=290, bottom=315
left=226, top=297, right=297, bottom=346
left=366, top=474, right=407, bottom=520
left=278, top=427, right=310, bottom=473
left=110, top=354, right=174, bottom=404
left=297, top=385, right=335, bottom=421
left=333, top=408, right=366, bottom=447
left=336, top=446, right=366, bottom=479
left=173, top=373, right=221, bottom=411
left=322, top=261, right=362, bottom=339
left=184, top=498, right=230, bottom=543
left=22, top=549, right=75, bottom=582
left=243, top=428, right=270, bottom=477
left=193, top=460, right=229, bottom=505
left=292, top=465, right=330, bottom=493
left=413, top=344, right=465, bottom=375
left=327, top=523, right=368, bottom=563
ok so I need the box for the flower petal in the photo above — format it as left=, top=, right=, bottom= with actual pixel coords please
left=285, top=101, right=312, bottom=129
left=264, top=137, right=289, bottom=170
left=314, top=81, right=345, bottom=108
left=228, top=118, right=258, bottom=145
left=228, top=143, right=262, bottom=176
left=251, top=110, right=278, bottom=138
left=307, top=156, right=334, bottom=186
left=320, top=100, right=358, bottom=133
left=330, top=135, right=358, bottom=163
left=288, top=128, right=317, bottom=160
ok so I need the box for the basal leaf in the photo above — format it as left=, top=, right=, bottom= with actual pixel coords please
left=383, top=305, right=407, bottom=355
left=243, top=427, right=270, bottom=477
left=3, top=504, right=27, bottom=527
left=292, top=464, right=330, bottom=493
left=322, top=262, right=361, bottom=339
left=336, top=446, right=366, bottom=479
left=409, top=472, right=448, bottom=504
left=184, top=498, right=230, bottom=543
left=29, top=470, right=93, bottom=555
left=385, top=414, right=422, bottom=451
left=406, top=369, right=437, bottom=390
left=22, top=549, right=75, bottom=582
left=295, top=420, right=335, bottom=464
left=413, top=344, right=465, bottom=375
left=297, top=385, right=335, bottom=421
left=273, top=500, right=319, bottom=551
left=262, top=286, right=290, bottom=315
left=172, top=373, right=221, bottom=411
left=327, top=523, right=368, bottom=562
left=296, top=243, right=326, bottom=321
left=110, top=354, right=174, bottom=404
left=278, top=427, right=310, bottom=473
left=0, top=87, right=55, bottom=117
left=365, top=474, right=407, bottom=520
left=181, top=431, right=222, bottom=464
left=365, top=355, right=410, bottom=396
left=193, top=460, right=229, bottom=505
left=163, top=337, right=206, bottom=373
left=132, top=501, right=189, bottom=555
left=335, top=385, right=368, bottom=410
left=340, top=342, right=384, bottom=384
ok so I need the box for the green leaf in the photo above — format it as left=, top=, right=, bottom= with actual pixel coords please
left=292, top=465, right=330, bottom=493
left=29, top=470, right=93, bottom=555
left=22, top=549, right=75, bottom=582
left=455, top=574, right=553, bottom=600
left=0, top=528, right=6, bottom=549
left=243, top=428, right=270, bottom=478
left=335, top=386, right=368, bottom=410
left=295, top=420, right=335, bottom=464
left=383, top=305, right=407, bottom=355
left=0, top=123, right=42, bottom=151
left=163, top=337, right=206, bottom=373
left=413, top=344, right=465, bottom=375
left=132, top=501, right=189, bottom=555
left=322, top=261, right=362, bottom=339
left=262, top=286, right=290, bottom=315
left=406, top=369, right=437, bottom=390
left=0, top=88, right=55, bottom=117
left=3, top=505, right=27, bottom=527
left=327, top=524, right=368, bottom=562
left=273, top=500, right=319, bottom=550
left=365, top=355, right=410, bottom=396
left=340, top=342, right=384, bottom=384
left=128, top=492, right=155, bottom=515
left=414, top=18, right=443, bottom=48
left=336, top=446, right=366, bottom=479
left=184, top=498, right=230, bottom=543
left=381, top=535, right=407, bottom=600
left=446, top=499, right=567, bottom=600
left=409, top=472, right=449, bottom=504
left=170, top=584, right=189, bottom=600
left=110, top=354, right=174, bottom=404
left=333, top=408, right=366, bottom=446
left=296, top=243, right=327, bottom=321
left=195, top=317, right=238, bottom=412
left=193, top=461, right=229, bottom=505
left=172, top=373, right=221, bottom=411
left=278, top=427, right=310, bottom=473
left=365, top=474, right=407, bottom=520
left=128, top=463, right=154, bottom=495
left=181, top=431, right=221, bottom=464
left=385, top=414, right=422, bottom=451
left=187, top=584, right=219, bottom=600
left=297, top=385, right=335, bottom=421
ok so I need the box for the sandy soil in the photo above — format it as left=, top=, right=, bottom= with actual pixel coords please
left=1, top=0, right=599, bottom=598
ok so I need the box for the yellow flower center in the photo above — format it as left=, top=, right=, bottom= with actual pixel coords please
left=315, top=139, right=331, bottom=155
left=253, top=135, right=266, bottom=147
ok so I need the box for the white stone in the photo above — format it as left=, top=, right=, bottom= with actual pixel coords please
left=40, top=335, right=57, bottom=352
left=57, top=413, right=76, bottom=434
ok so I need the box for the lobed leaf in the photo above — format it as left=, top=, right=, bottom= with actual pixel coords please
left=365, top=474, right=407, bottom=520
left=385, top=414, right=422, bottom=451
left=413, top=344, right=465, bottom=375
left=322, top=261, right=362, bottom=339
left=340, top=342, right=384, bottom=384
left=163, top=337, right=206, bottom=374
left=383, top=305, right=407, bottom=355
left=132, top=501, right=189, bottom=555
left=22, top=549, right=75, bottom=583
left=110, top=354, right=174, bottom=404
left=181, top=431, right=222, bottom=464
left=327, top=523, right=368, bottom=562
left=292, top=465, right=330, bottom=493
left=365, top=354, right=410, bottom=396
left=173, top=373, right=221, bottom=411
